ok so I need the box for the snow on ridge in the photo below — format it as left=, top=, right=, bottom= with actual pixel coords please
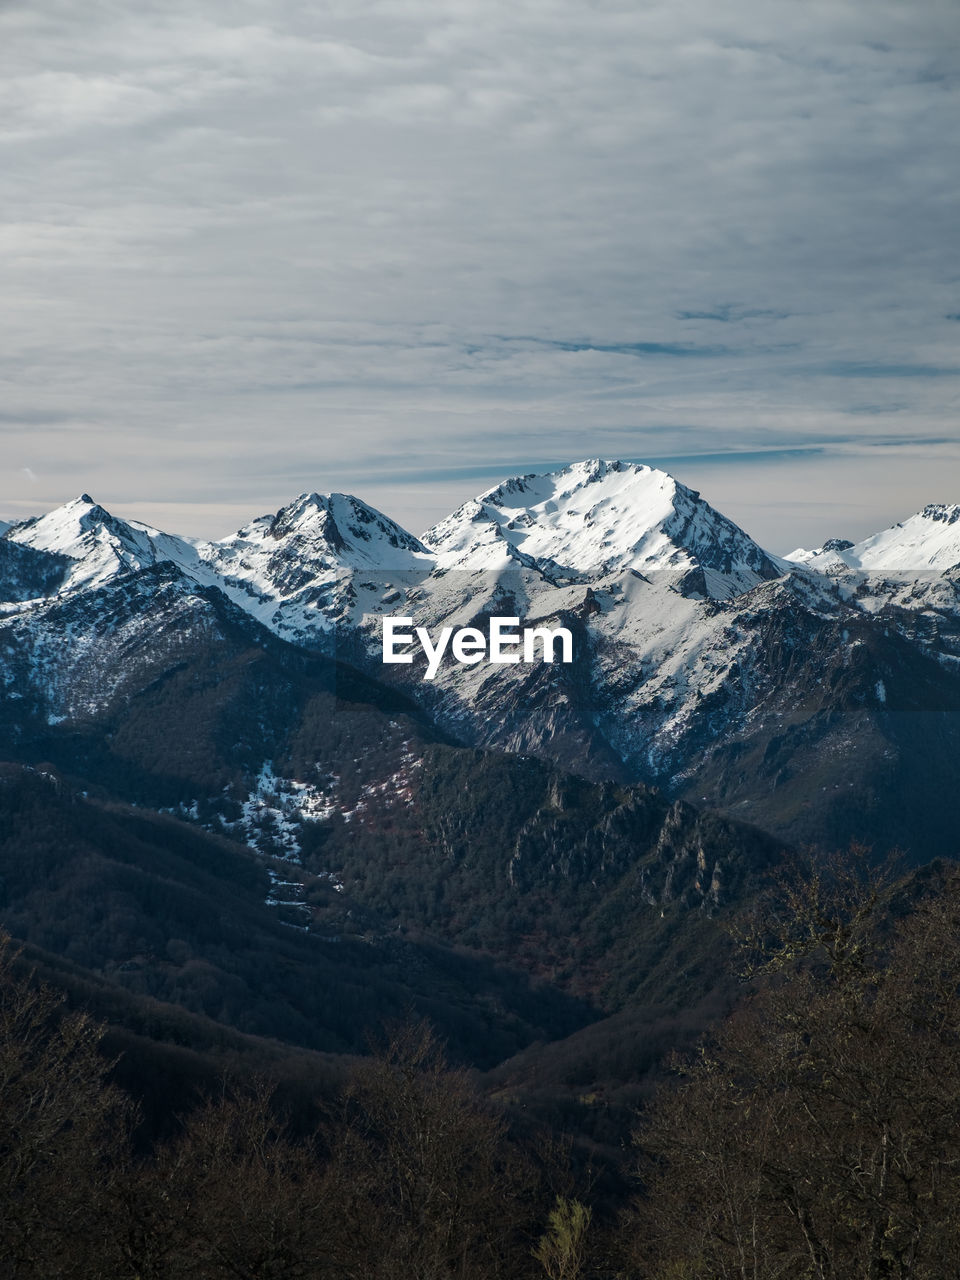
left=233, top=490, right=432, bottom=565
left=852, top=504, right=960, bottom=572
left=786, top=504, right=960, bottom=573
left=0, top=487, right=435, bottom=617
left=3, top=463, right=781, bottom=625
left=423, top=458, right=779, bottom=583
left=8, top=495, right=123, bottom=556
left=9, top=477, right=958, bottom=641
left=5, top=495, right=208, bottom=594
left=196, top=490, right=434, bottom=641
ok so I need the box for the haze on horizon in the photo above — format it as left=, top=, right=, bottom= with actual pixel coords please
left=2, top=0, right=958, bottom=553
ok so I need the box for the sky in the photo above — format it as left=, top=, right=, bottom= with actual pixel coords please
left=1, top=0, right=959, bottom=553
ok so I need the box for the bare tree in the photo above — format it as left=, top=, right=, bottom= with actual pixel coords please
left=0, top=934, right=133, bottom=1279
left=323, top=1020, right=539, bottom=1280
left=630, top=861, right=960, bottom=1280
left=533, top=1195, right=592, bottom=1280
left=166, top=1082, right=329, bottom=1280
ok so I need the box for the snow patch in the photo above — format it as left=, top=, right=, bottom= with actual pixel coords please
left=225, top=761, right=338, bottom=863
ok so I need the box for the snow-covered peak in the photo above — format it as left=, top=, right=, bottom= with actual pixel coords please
left=5, top=495, right=202, bottom=593
left=787, top=505, right=960, bottom=573
left=196, top=491, right=433, bottom=642
left=851, top=504, right=960, bottom=572
left=0, top=520, right=10, bottom=536
left=424, top=459, right=781, bottom=589
left=785, top=537, right=855, bottom=570
left=209, top=491, right=432, bottom=572
left=9, top=495, right=110, bottom=554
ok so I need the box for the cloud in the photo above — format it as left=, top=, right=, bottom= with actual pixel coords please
left=818, top=362, right=960, bottom=379
left=0, top=0, right=957, bottom=548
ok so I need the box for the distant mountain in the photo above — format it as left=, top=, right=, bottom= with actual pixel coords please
left=787, top=503, right=960, bottom=572
left=6, top=494, right=205, bottom=593
left=0, top=553, right=786, bottom=1069
left=4, top=464, right=960, bottom=1128
left=424, top=459, right=783, bottom=593
left=197, top=491, right=433, bottom=644
left=4, top=466, right=960, bottom=857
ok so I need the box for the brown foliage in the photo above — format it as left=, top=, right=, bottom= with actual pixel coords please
left=323, top=1021, right=541, bottom=1280
left=0, top=958, right=563, bottom=1279
left=0, top=933, right=133, bottom=1279
left=164, top=1085, right=329, bottom=1279
left=630, top=860, right=960, bottom=1280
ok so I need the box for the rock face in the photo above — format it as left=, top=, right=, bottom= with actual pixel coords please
left=0, top=537, right=69, bottom=602
left=787, top=503, right=960, bottom=572
left=424, top=459, right=783, bottom=588
left=198, top=492, right=434, bottom=643
left=4, top=461, right=960, bottom=856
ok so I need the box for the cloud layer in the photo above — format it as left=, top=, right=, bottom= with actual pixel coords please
left=2, top=0, right=959, bottom=548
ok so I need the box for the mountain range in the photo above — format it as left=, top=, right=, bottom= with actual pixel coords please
left=2, top=458, right=959, bottom=1132
left=4, top=459, right=960, bottom=858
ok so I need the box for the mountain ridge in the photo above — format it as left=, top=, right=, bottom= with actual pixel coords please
left=2, top=460, right=960, bottom=1153
left=4, top=462, right=960, bottom=857
left=7, top=462, right=958, bottom=592
left=787, top=502, right=960, bottom=573
left=422, top=459, right=783, bottom=590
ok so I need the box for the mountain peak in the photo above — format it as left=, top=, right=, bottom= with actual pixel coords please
left=920, top=503, right=960, bottom=526
left=475, top=458, right=669, bottom=506
left=268, top=491, right=325, bottom=528
left=424, top=459, right=779, bottom=591
left=4, top=495, right=202, bottom=594
left=9, top=494, right=122, bottom=551
left=788, top=503, right=960, bottom=573
left=240, top=490, right=431, bottom=562
left=199, top=490, right=432, bottom=642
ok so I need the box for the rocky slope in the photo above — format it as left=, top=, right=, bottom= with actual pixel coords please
left=425, top=459, right=783, bottom=591
left=788, top=503, right=960, bottom=573
left=3, top=462, right=960, bottom=856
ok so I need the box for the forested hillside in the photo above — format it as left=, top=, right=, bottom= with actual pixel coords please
left=6, top=857, right=960, bottom=1278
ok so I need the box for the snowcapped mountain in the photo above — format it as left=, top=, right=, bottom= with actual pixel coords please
left=0, top=566, right=238, bottom=728
left=4, top=494, right=205, bottom=593
left=0, top=490, right=432, bottom=643
left=206, top=491, right=431, bottom=575
left=424, top=459, right=782, bottom=595
left=788, top=504, right=960, bottom=573
left=197, top=491, right=433, bottom=643
left=857, top=503, right=960, bottom=572
left=785, top=537, right=855, bottom=570
left=3, top=464, right=960, bottom=857
left=784, top=503, right=960, bottom=625
left=9, top=461, right=960, bottom=1121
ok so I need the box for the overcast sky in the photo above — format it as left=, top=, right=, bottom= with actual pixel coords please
left=2, top=0, right=959, bottom=551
